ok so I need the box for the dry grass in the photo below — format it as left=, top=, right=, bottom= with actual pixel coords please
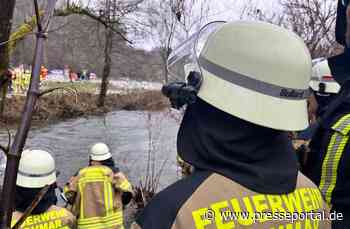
left=1, top=90, right=169, bottom=126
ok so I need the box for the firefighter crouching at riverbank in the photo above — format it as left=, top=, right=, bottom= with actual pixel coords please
left=12, top=149, right=76, bottom=229
left=132, top=21, right=331, bottom=228
left=64, top=142, right=133, bottom=229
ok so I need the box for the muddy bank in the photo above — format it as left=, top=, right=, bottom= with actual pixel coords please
left=1, top=90, right=169, bottom=126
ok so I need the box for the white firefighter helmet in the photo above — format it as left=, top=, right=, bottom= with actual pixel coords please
left=309, top=59, right=340, bottom=94
left=17, top=149, right=56, bottom=188
left=90, top=143, right=112, bottom=161
left=167, top=21, right=312, bottom=131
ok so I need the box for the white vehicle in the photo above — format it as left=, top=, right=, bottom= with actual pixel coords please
left=46, top=69, right=66, bottom=81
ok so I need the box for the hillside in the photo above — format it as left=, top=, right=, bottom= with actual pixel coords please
left=11, top=1, right=165, bottom=82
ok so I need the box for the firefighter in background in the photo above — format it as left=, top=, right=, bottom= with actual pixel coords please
left=40, top=66, right=48, bottom=81
left=64, top=142, right=133, bottom=229
left=296, top=59, right=341, bottom=171
left=23, top=69, right=31, bottom=92
left=132, top=21, right=331, bottom=229
left=13, top=68, right=22, bottom=94
left=302, top=1, right=350, bottom=227
left=303, top=59, right=349, bottom=229
left=309, top=59, right=341, bottom=117
left=12, top=149, right=76, bottom=229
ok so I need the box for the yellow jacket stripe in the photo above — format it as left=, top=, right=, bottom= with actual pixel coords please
left=319, top=114, right=350, bottom=204
left=78, top=212, right=122, bottom=225
left=78, top=218, right=123, bottom=229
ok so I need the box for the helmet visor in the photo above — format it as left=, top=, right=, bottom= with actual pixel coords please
left=167, top=21, right=226, bottom=82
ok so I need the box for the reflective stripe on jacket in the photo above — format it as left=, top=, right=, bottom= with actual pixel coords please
left=11, top=205, right=77, bottom=229
left=64, top=165, right=133, bottom=229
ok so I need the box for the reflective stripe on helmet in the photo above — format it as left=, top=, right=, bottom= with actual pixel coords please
left=18, top=169, right=56, bottom=178
left=199, top=56, right=309, bottom=100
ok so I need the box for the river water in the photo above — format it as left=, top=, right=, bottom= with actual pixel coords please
left=0, top=111, right=181, bottom=200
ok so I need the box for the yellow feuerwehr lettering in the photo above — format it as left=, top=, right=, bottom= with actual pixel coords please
left=281, top=191, right=303, bottom=213
left=230, top=197, right=253, bottom=226
left=40, top=212, right=50, bottom=222
left=48, top=221, right=56, bottom=229
left=56, top=209, right=67, bottom=218
left=252, top=195, right=269, bottom=223
left=25, top=216, right=33, bottom=226
left=313, top=218, right=320, bottom=229
left=267, top=195, right=286, bottom=214
left=32, top=223, right=48, bottom=229
left=312, top=189, right=324, bottom=208
left=299, top=188, right=313, bottom=212
left=305, top=219, right=314, bottom=229
left=242, top=197, right=255, bottom=226
left=32, top=215, right=41, bottom=225
left=192, top=208, right=212, bottom=229
left=55, top=219, right=63, bottom=228
left=307, top=188, right=319, bottom=209
left=211, top=201, right=234, bottom=229
left=270, top=224, right=294, bottom=229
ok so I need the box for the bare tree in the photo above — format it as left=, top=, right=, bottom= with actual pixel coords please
left=239, top=0, right=339, bottom=58
left=0, top=1, right=58, bottom=228
left=281, top=0, right=339, bottom=58
left=140, top=0, right=211, bottom=83
left=55, top=0, right=143, bottom=107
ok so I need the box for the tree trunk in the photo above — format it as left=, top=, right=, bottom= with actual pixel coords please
left=0, top=1, right=57, bottom=227
left=0, top=81, right=8, bottom=118
left=164, top=64, right=169, bottom=84
left=0, top=0, right=17, bottom=118
left=97, top=27, right=113, bottom=107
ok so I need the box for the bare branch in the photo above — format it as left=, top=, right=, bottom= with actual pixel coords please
left=53, top=1, right=145, bottom=44
left=39, top=87, right=79, bottom=104
left=0, top=123, right=11, bottom=156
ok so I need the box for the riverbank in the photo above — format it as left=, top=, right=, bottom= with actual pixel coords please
left=1, top=90, right=169, bottom=127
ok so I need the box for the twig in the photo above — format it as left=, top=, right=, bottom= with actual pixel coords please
left=38, top=86, right=79, bottom=105
left=54, top=5, right=132, bottom=44
left=33, top=0, right=43, bottom=32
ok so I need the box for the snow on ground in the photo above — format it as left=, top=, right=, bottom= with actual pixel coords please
left=96, top=79, right=162, bottom=91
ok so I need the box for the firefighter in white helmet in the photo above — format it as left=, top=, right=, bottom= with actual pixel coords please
left=310, top=59, right=341, bottom=117
left=63, top=143, right=133, bottom=229
left=296, top=59, right=341, bottom=172
left=12, top=149, right=76, bottom=229
left=132, top=21, right=331, bottom=229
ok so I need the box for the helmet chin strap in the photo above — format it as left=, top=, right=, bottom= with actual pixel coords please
left=161, top=71, right=203, bottom=109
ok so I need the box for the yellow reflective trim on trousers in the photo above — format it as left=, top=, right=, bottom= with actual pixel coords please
left=319, top=132, right=349, bottom=204
left=78, top=211, right=122, bottom=225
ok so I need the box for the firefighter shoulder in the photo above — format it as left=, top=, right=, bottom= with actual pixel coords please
left=63, top=143, right=133, bottom=229
left=304, top=60, right=350, bottom=227
left=132, top=21, right=331, bottom=229
left=293, top=59, right=341, bottom=163
left=12, top=149, right=76, bottom=229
